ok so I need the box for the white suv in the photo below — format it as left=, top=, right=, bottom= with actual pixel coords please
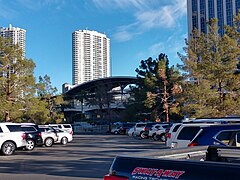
left=0, top=123, right=27, bottom=155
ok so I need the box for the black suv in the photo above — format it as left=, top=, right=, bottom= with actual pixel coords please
left=21, top=125, right=43, bottom=151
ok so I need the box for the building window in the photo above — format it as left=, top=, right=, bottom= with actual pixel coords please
left=192, top=0, right=198, bottom=29
left=200, top=0, right=207, bottom=33
left=226, top=0, right=233, bottom=26
left=236, top=0, right=240, bottom=14
left=208, top=0, right=215, bottom=20
left=217, top=0, right=224, bottom=36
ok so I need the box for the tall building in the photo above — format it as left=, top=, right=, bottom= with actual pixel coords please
left=187, top=0, right=240, bottom=37
left=0, top=24, right=26, bottom=58
left=72, top=29, right=110, bottom=85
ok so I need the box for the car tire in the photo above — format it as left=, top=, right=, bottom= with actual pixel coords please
left=61, top=137, right=68, bottom=145
left=44, top=138, right=54, bottom=147
left=160, top=134, right=167, bottom=142
left=25, top=139, right=35, bottom=151
left=153, top=134, right=160, bottom=141
left=140, top=132, right=147, bottom=139
left=1, top=141, right=16, bottom=155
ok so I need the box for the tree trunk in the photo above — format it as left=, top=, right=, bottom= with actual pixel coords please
left=218, top=80, right=223, bottom=103
left=5, top=111, right=10, bottom=122
left=163, top=79, right=169, bottom=123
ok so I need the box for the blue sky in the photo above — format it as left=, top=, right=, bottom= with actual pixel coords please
left=0, top=0, right=188, bottom=93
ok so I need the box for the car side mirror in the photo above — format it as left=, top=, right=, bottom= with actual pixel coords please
left=236, top=132, right=240, bottom=147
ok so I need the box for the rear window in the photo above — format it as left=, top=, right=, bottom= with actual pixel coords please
left=172, top=124, right=181, bottom=132
left=136, top=123, right=146, bottom=127
left=6, top=125, right=22, bottom=132
left=21, top=126, right=37, bottom=132
left=145, top=123, right=157, bottom=128
left=63, top=125, right=71, bottom=128
left=39, top=127, right=51, bottom=132
left=162, top=125, right=169, bottom=129
left=177, top=126, right=200, bottom=140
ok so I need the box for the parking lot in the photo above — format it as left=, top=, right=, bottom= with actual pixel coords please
left=0, top=134, right=167, bottom=180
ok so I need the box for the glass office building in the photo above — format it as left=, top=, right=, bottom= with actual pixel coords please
left=187, top=0, right=240, bottom=37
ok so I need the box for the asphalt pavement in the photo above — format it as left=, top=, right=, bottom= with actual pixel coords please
left=0, top=134, right=167, bottom=180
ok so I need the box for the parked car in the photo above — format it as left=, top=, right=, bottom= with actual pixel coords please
left=111, top=126, right=121, bottom=135
left=171, top=123, right=240, bottom=148
left=133, top=122, right=147, bottom=138
left=127, top=127, right=134, bottom=136
left=0, top=123, right=27, bottom=155
left=118, top=123, right=136, bottom=135
left=138, top=122, right=161, bottom=139
left=21, top=125, right=43, bottom=151
left=51, top=128, right=73, bottom=144
left=166, top=123, right=182, bottom=147
left=49, top=124, right=73, bottom=135
left=150, top=124, right=172, bottom=142
left=38, top=126, right=58, bottom=147
left=188, top=125, right=240, bottom=147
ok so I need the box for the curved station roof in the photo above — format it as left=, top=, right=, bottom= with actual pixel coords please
left=65, top=76, right=138, bottom=96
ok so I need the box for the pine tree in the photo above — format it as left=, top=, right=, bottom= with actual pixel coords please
left=36, top=75, right=64, bottom=123
left=0, top=37, right=36, bottom=121
left=178, top=18, right=240, bottom=118
left=134, top=54, right=181, bottom=122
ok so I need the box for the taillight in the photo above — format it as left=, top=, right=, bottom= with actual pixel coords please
left=167, top=133, right=171, bottom=139
left=104, top=174, right=129, bottom=180
left=38, top=132, right=42, bottom=137
left=70, top=131, right=73, bottom=135
left=188, top=142, right=198, bottom=147
left=22, top=133, right=26, bottom=139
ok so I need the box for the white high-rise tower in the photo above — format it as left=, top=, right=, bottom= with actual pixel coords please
left=0, top=24, right=26, bottom=58
left=72, top=29, right=110, bottom=85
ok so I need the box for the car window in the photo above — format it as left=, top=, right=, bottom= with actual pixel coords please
left=0, top=127, right=3, bottom=133
left=172, top=124, right=181, bottom=132
left=39, top=127, right=51, bottom=132
left=21, top=126, right=36, bottom=132
left=162, top=125, right=169, bottom=129
left=6, top=125, right=22, bottom=132
left=136, top=124, right=146, bottom=127
left=58, top=125, right=62, bottom=128
left=216, top=131, right=235, bottom=145
left=177, top=126, right=200, bottom=140
left=63, top=125, right=71, bottom=128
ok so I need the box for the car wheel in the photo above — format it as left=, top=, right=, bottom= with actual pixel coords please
left=2, top=141, right=16, bottom=155
left=44, top=138, right=53, bottom=147
left=61, top=137, right=68, bottom=145
left=153, top=134, right=160, bottom=141
left=25, top=139, right=35, bottom=151
left=160, top=134, right=167, bottom=142
left=140, top=132, right=147, bottom=139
